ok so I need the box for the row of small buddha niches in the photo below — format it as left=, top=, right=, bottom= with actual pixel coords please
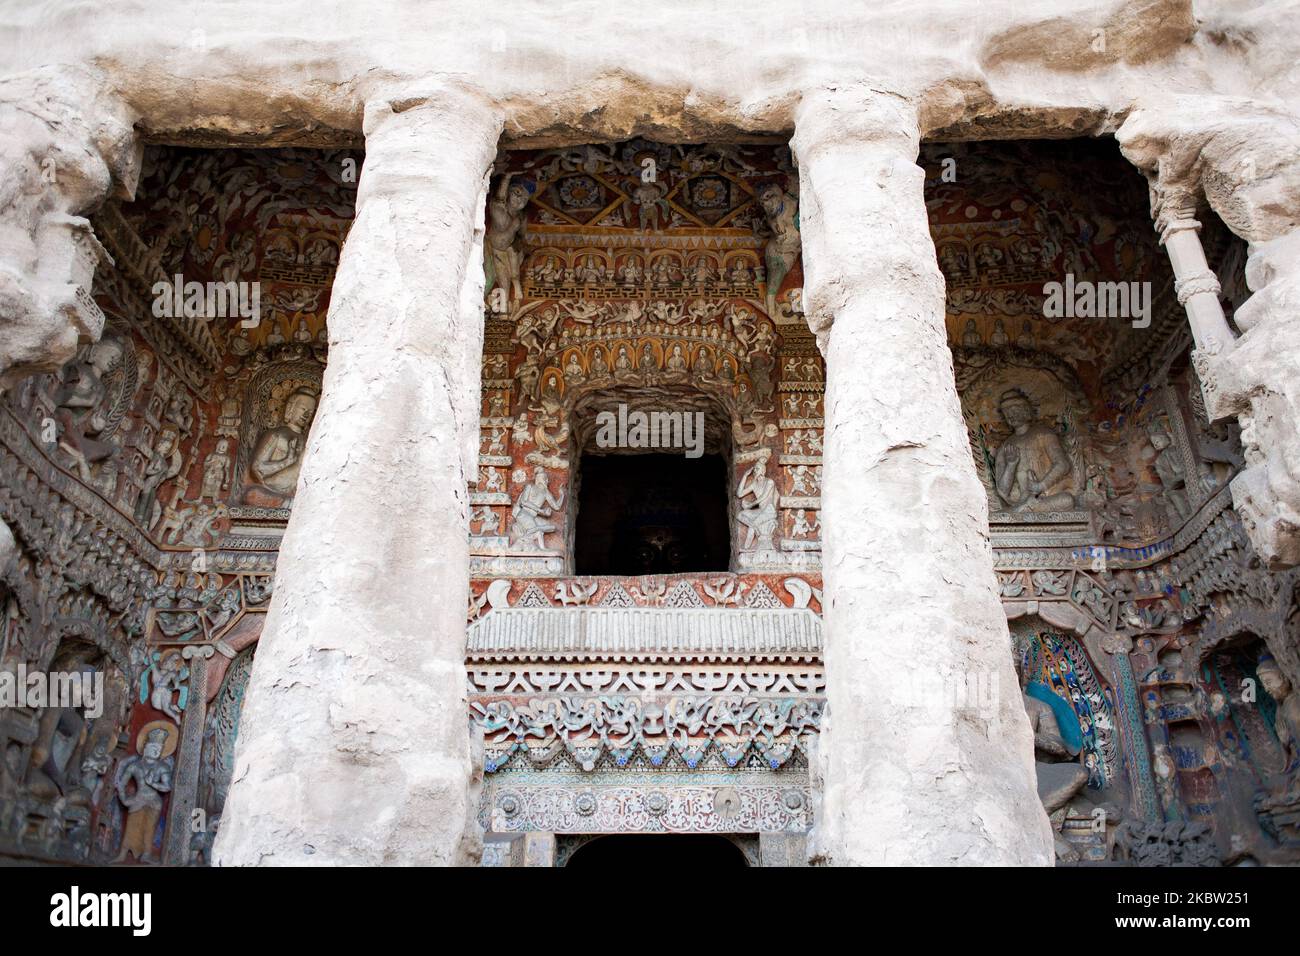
left=0, top=137, right=1296, bottom=867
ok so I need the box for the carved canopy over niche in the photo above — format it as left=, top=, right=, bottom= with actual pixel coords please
left=472, top=139, right=821, bottom=580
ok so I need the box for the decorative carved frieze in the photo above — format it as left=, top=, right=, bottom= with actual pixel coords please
left=468, top=606, right=823, bottom=663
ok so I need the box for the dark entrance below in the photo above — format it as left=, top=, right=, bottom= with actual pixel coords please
left=565, top=834, right=748, bottom=867
left=574, top=453, right=729, bottom=575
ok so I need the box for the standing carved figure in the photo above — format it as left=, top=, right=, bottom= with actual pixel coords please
left=737, top=452, right=778, bottom=552
left=199, top=438, right=232, bottom=501
left=486, top=173, right=532, bottom=308
left=114, top=722, right=177, bottom=864
left=135, top=424, right=182, bottom=529
left=142, top=651, right=188, bottom=723
left=757, top=182, right=800, bottom=318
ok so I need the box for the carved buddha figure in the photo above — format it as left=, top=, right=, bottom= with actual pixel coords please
left=638, top=343, right=657, bottom=372
left=614, top=345, right=635, bottom=381
left=1257, top=653, right=1299, bottom=776
left=563, top=352, right=585, bottom=385
left=245, top=387, right=318, bottom=506
left=992, top=389, right=1079, bottom=513
left=693, top=347, right=714, bottom=382
left=665, top=343, right=688, bottom=379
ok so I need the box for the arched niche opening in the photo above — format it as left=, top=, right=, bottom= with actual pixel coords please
left=568, top=385, right=735, bottom=575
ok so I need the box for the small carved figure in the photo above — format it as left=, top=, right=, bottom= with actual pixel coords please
left=199, top=438, right=232, bottom=501
left=154, top=488, right=189, bottom=545
left=638, top=343, right=657, bottom=373
left=790, top=464, right=818, bottom=495
left=1144, top=418, right=1189, bottom=520
left=790, top=508, right=819, bottom=538
left=180, top=502, right=226, bottom=547
left=511, top=467, right=565, bottom=551
left=473, top=506, right=500, bottom=536
left=614, top=345, right=635, bottom=381
left=692, top=347, right=714, bottom=382
left=563, top=352, right=585, bottom=385
left=576, top=255, right=605, bottom=283
left=1257, top=652, right=1299, bottom=775
left=135, top=424, right=182, bottom=529
left=142, top=651, right=188, bottom=723
left=618, top=256, right=643, bottom=285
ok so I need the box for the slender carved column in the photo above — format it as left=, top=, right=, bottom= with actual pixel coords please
left=1149, top=183, right=1239, bottom=421
left=162, top=645, right=214, bottom=865
left=214, top=87, right=501, bottom=866
left=793, top=87, right=1052, bottom=866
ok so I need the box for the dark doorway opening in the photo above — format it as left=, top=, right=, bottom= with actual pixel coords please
left=574, top=453, right=729, bottom=575
left=566, top=834, right=748, bottom=867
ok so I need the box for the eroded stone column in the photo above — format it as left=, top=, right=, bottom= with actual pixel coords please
left=0, top=66, right=140, bottom=391
left=214, top=87, right=502, bottom=866
left=1225, top=229, right=1300, bottom=568
left=793, top=86, right=1053, bottom=866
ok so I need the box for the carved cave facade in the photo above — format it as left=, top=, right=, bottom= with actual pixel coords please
left=1, top=136, right=1297, bottom=868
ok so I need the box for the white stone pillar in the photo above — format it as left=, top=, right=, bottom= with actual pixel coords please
left=1150, top=185, right=1239, bottom=421
left=214, top=87, right=501, bottom=866
left=793, top=87, right=1053, bottom=866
